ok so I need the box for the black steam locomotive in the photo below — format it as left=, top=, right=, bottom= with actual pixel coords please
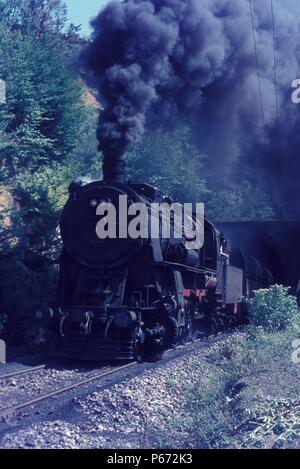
left=35, top=156, right=273, bottom=361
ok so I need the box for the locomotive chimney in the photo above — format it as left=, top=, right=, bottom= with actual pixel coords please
left=102, top=142, right=126, bottom=183
left=103, top=154, right=126, bottom=183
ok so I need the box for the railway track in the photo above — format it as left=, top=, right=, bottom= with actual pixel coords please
left=0, top=333, right=228, bottom=421
left=0, top=364, right=48, bottom=381
left=0, top=362, right=137, bottom=419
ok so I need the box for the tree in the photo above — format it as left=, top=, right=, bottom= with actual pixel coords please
left=0, top=1, right=92, bottom=338
left=0, top=0, right=77, bottom=38
left=0, top=19, right=85, bottom=177
left=126, top=126, right=209, bottom=203
left=205, top=180, right=275, bottom=221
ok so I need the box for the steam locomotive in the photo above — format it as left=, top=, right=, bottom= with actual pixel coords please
left=35, top=155, right=273, bottom=361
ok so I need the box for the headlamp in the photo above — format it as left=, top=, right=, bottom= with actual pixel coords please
left=89, top=198, right=98, bottom=208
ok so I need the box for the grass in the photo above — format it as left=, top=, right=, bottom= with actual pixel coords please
left=155, top=283, right=300, bottom=449
left=175, top=325, right=300, bottom=448
left=138, top=286, right=300, bottom=449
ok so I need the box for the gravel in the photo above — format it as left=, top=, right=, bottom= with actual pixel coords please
left=0, top=363, right=112, bottom=410
left=0, top=334, right=242, bottom=449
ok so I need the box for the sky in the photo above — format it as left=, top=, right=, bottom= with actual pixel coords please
left=64, top=0, right=113, bottom=36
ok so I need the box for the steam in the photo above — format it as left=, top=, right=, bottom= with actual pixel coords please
left=84, top=0, right=300, bottom=217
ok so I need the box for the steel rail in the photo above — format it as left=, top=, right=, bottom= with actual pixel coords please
left=0, top=361, right=137, bottom=419
left=0, top=331, right=233, bottom=419
left=0, top=364, right=47, bottom=381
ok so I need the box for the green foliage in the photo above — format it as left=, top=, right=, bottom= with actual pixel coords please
left=0, top=1, right=97, bottom=337
left=69, top=103, right=101, bottom=178
left=0, top=0, right=76, bottom=37
left=205, top=180, right=275, bottom=221
left=0, top=0, right=93, bottom=258
left=207, top=326, right=298, bottom=384
left=0, top=260, right=57, bottom=334
left=205, top=327, right=300, bottom=448
left=161, top=325, right=300, bottom=448
left=125, top=127, right=276, bottom=221
left=248, top=285, right=300, bottom=332
left=0, top=19, right=85, bottom=177
left=126, top=126, right=209, bottom=203
left=184, top=373, right=233, bottom=448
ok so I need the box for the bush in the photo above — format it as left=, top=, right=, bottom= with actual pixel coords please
left=0, top=259, right=58, bottom=343
left=174, top=327, right=300, bottom=448
left=184, top=373, right=234, bottom=448
left=248, top=285, right=300, bottom=332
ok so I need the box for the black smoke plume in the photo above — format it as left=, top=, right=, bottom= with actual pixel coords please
left=84, top=0, right=300, bottom=217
